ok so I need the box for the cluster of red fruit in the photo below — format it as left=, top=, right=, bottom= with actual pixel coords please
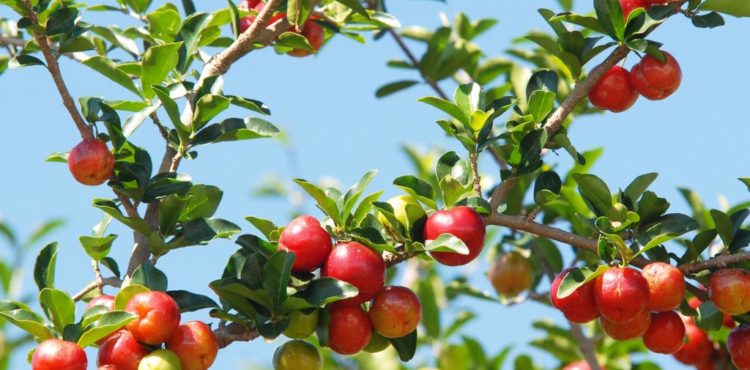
left=31, top=291, right=218, bottom=370
left=238, top=0, right=324, bottom=57
left=552, top=263, right=750, bottom=369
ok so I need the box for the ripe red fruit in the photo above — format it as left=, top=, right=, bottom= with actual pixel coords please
left=327, top=303, right=372, bottom=355
left=368, top=286, right=421, bottom=338
left=32, top=339, right=87, bottom=370
left=288, top=21, right=325, bottom=57
left=238, top=0, right=287, bottom=34
left=588, top=66, right=639, bottom=113
left=593, top=267, right=649, bottom=322
left=322, top=242, right=385, bottom=305
left=487, top=251, right=533, bottom=296
left=620, top=0, right=650, bottom=18
left=643, top=311, right=686, bottom=354
left=279, top=215, right=333, bottom=273
left=165, top=321, right=219, bottom=370
left=673, top=318, right=714, bottom=365
left=630, top=52, right=682, bottom=100
left=424, top=206, right=486, bottom=266
left=709, top=268, right=750, bottom=316
left=125, top=291, right=181, bottom=345
left=642, top=262, right=685, bottom=312
left=98, top=366, right=120, bottom=370
left=600, top=309, right=651, bottom=340
left=88, top=294, right=116, bottom=311
left=550, top=269, right=600, bottom=324
left=729, top=325, right=750, bottom=369
left=98, top=330, right=150, bottom=370
left=68, top=139, right=115, bottom=186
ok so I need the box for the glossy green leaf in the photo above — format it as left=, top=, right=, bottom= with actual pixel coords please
left=114, top=284, right=150, bottom=310
left=0, top=302, right=53, bottom=340
left=167, top=290, right=219, bottom=312
left=390, top=329, right=417, bottom=361
left=295, top=277, right=358, bottom=307
left=34, top=242, right=58, bottom=291
left=130, top=262, right=168, bottom=291
left=82, top=56, right=141, bottom=97
left=78, top=311, right=137, bottom=347
left=39, top=288, right=75, bottom=332
left=293, top=179, right=342, bottom=225
left=79, top=234, right=117, bottom=261
left=556, top=265, right=609, bottom=299
left=700, top=0, right=750, bottom=17
left=424, top=233, right=470, bottom=254
left=375, top=80, right=420, bottom=98
left=192, top=117, right=279, bottom=145
left=141, top=42, right=182, bottom=98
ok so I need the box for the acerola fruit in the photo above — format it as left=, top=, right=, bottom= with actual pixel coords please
left=137, top=349, right=181, bottom=370
left=125, top=291, right=181, bottom=345
left=620, top=0, right=650, bottom=18
left=488, top=251, right=533, bottom=296
left=32, top=339, right=87, bottom=370
left=550, top=269, right=600, bottom=324
left=278, top=215, right=332, bottom=273
left=600, top=309, right=651, bottom=340
left=327, top=303, right=372, bottom=355
left=98, top=330, right=150, bottom=370
left=593, top=267, right=649, bottom=322
left=283, top=309, right=319, bottom=339
left=588, top=66, right=639, bottom=113
left=630, top=52, right=682, bottom=100
left=364, top=332, right=390, bottom=353
left=369, top=286, right=421, bottom=338
left=424, top=206, right=486, bottom=266
left=322, top=242, right=385, bottom=305
left=68, top=139, right=115, bottom=186
left=287, top=20, right=325, bottom=57
left=643, top=311, right=686, bottom=354
left=165, top=321, right=219, bottom=370
left=709, top=268, right=750, bottom=316
left=273, top=340, right=322, bottom=370
left=728, top=325, right=750, bottom=369
left=642, top=262, right=685, bottom=312
left=87, top=294, right=116, bottom=311
left=673, top=318, right=714, bottom=365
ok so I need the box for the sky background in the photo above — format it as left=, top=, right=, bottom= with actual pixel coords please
left=1, top=0, right=749, bottom=369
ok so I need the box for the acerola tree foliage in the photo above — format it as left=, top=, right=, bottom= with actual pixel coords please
left=0, top=0, right=749, bottom=369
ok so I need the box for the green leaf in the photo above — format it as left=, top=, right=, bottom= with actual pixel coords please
left=34, top=242, right=58, bottom=291
left=417, top=276, right=440, bottom=338
left=236, top=234, right=277, bottom=258
left=418, top=96, right=469, bottom=125
left=636, top=213, right=699, bottom=253
left=115, top=284, right=150, bottom=310
left=191, top=117, right=279, bottom=145
left=167, top=290, right=219, bottom=312
left=79, top=234, right=117, bottom=261
left=623, top=172, right=657, bottom=203
left=527, top=90, right=556, bottom=123
left=82, top=57, right=141, bottom=97
left=287, top=0, right=313, bottom=26
left=78, top=311, right=137, bottom=347
left=375, top=80, right=420, bottom=98
left=9, top=55, right=45, bottom=68
left=556, top=265, right=609, bottom=299
left=93, top=199, right=152, bottom=235
left=342, top=170, right=377, bottom=223
left=178, top=12, right=213, bottom=71
left=263, top=251, right=295, bottom=312
left=454, top=83, right=485, bottom=122
left=691, top=12, right=725, bottom=28
left=191, top=94, right=232, bottom=131
left=295, top=278, right=358, bottom=307
left=550, top=13, right=607, bottom=33
left=101, top=257, right=121, bottom=278
left=710, top=209, right=734, bottom=247
left=180, top=185, right=223, bottom=222
left=333, top=0, right=368, bottom=17
left=46, top=7, right=79, bottom=36
left=293, top=179, right=342, bottom=225
left=594, top=0, right=625, bottom=40
left=39, top=288, right=75, bottom=332
left=390, top=329, right=417, bottom=361
left=25, top=219, right=65, bottom=250
left=424, top=233, right=470, bottom=254
left=244, top=216, right=279, bottom=241
left=534, top=171, right=562, bottom=205
left=573, top=173, right=613, bottom=216
left=125, top=0, right=153, bottom=13
left=393, top=175, right=437, bottom=210
left=700, top=0, right=750, bottom=17
left=130, top=262, right=168, bottom=291
left=141, top=42, right=182, bottom=99
left=226, top=95, right=271, bottom=115
left=153, top=86, right=189, bottom=141
left=0, top=302, right=53, bottom=340
left=695, top=301, right=723, bottom=331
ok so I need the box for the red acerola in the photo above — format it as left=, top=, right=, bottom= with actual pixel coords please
left=643, top=311, right=686, bottom=354
left=322, top=242, right=385, bottom=305
left=125, top=291, right=181, bottom=345
left=327, top=303, right=372, bottom=355
left=729, top=325, right=750, bottom=369
left=642, top=262, right=685, bottom=312
left=98, top=331, right=150, bottom=370
left=550, top=269, right=600, bottom=324
left=279, top=215, right=333, bottom=273
left=368, top=286, right=422, bottom=338
left=166, top=321, right=219, bottom=370
left=588, top=66, right=639, bottom=113
left=68, top=139, right=115, bottom=186
left=629, top=52, right=682, bottom=100
left=424, top=206, right=486, bottom=266
left=709, top=268, right=750, bottom=316
left=673, top=318, right=714, bottom=365
left=594, top=267, right=649, bottom=322
left=238, top=0, right=287, bottom=34
left=32, top=339, right=87, bottom=370
left=620, top=0, right=650, bottom=18
left=88, top=294, right=116, bottom=311
left=288, top=21, right=325, bottom=57
left=600, top=309, right=651, bottom=340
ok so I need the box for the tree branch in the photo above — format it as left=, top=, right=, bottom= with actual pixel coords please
left=385, top=28, right=449, bottom=100
left=570, top=324, right=602, bottom=370
left=72, top=277, right=122, bottom=301
left=213, top=322, right=260, bottom=349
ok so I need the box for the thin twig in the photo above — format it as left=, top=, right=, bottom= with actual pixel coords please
left=570, top=324, right=602, bottom=370
left=72, top=277, right=122, bottom=301
left=385, top=28, right=449, bottom=100
left=91, top=260, right=104, bottom=294
left=489, top=177, right=518, bottom=213
left=469, top=152, right=482, bottom=197
left=213, top=322, right=260, bottom=349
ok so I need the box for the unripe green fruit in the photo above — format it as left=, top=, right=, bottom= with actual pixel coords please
left=283, top=309, right=319, bottom=339
left=273, top=340, right=322, bottom=370
left=138, top=350, right=182, bottom=370
left=364, top=332, right=390, bottom=353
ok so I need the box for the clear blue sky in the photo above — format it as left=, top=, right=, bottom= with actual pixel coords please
left=1, top=0, right=749, bottom=368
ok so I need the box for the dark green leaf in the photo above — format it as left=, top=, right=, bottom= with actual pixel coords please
left=39, top=288, right=75, bottom=332
left=46, top=7, right=79, bottom=36
left=390, top=329, right=417, bottom=361
left=141, top=42, right=182, bottom=98
left=34, top=242, right=58, bottom=291
left=82, top=56, right=141, bottom=97
left=79, top=234, right=117, bottom=261
left=295, top=278, right=358, bottom=307
left=375, top=80, right=420, bottom=98
left=130, top=262, right=168, bottom=291
left=78, top=311, right=137, bottom=347
left=167, top=290, right=219, bottom=312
